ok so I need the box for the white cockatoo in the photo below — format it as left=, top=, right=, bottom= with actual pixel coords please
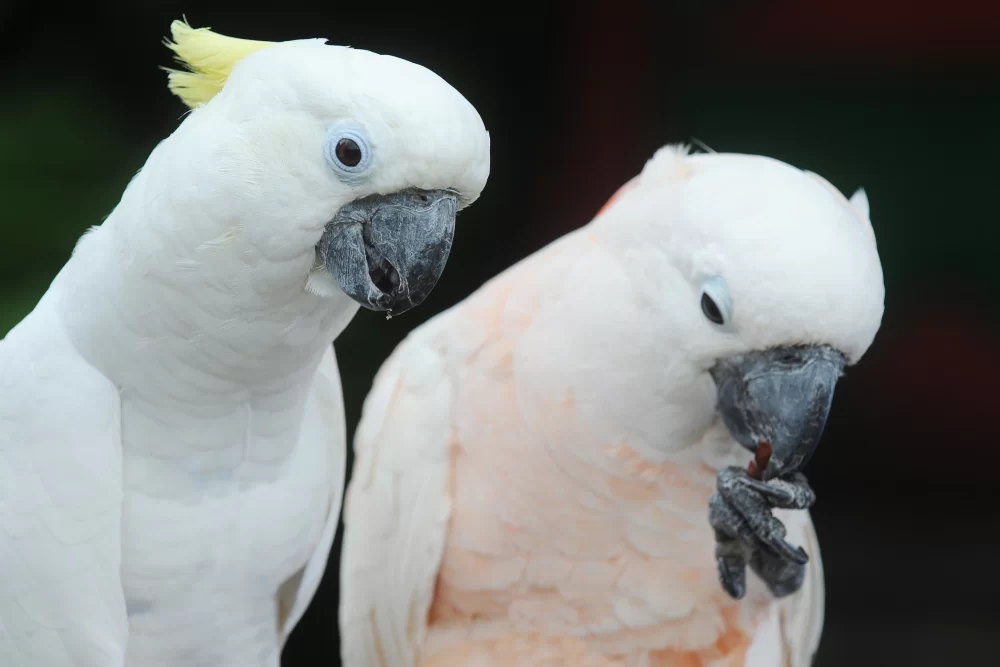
left=0, top=20, right=489, bottom=667
left=339, top=145, right=884, bottom=666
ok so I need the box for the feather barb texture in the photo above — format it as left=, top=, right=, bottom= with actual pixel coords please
left=163, top=19, right=275, bottom=108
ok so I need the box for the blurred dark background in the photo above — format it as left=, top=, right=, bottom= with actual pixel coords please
left=2, top=1, right=998, bottom=665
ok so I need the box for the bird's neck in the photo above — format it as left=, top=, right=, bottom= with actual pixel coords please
left=54, top=213, right=358, bottom=487
left=58, top=193, right=359, bottom=404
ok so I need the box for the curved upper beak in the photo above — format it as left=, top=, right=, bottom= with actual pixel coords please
left=317, top=189, right=458, bottom=316
left=710, top=345, right=846, bottom=480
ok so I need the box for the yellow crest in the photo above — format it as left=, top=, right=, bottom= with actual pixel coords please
left=163, top=20, right=275, bottom=109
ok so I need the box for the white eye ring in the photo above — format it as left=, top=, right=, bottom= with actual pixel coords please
left=700, top=275, right=734, bottom=328
left=324, top=125, right=373, bottom=180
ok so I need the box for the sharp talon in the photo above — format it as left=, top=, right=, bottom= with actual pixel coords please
left=767, top=537, right=809, bottom=564
left=717, top=557, right=746, bottom=600
left=738, top=476, right=793, bottom=503
left=724, top=580, right=745, bottom=600
left=711, top=467, right=813, bottom=598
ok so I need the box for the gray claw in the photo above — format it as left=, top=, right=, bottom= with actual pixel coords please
left=717, top=556, right=747, bottom=599
left=721, top=467, right=816, bottom=511
left=765, top=536, right=809, bottom=564
left=761, top=474, right=816, bottom=511
left=709, top=466, right=815, bottom=599
left=738, top=475, right=795, bottom=503
left=750, top=549, right=808, bottom=598
left=709, top=491, right=758, bottom=549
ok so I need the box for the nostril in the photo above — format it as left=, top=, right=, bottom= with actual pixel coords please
left=776, top=349, right=799, bottom=364
left=368, top=256, right=399, bottom=294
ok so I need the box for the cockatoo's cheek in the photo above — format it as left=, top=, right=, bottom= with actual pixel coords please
left=315, top=190, right=458, bottom=316
left=709, top=344, right=846, bottom=480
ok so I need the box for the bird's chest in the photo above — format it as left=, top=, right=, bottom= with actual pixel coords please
left=116, top=395, right=334, bottom=651
left=425, top=432, right=770, bottom=664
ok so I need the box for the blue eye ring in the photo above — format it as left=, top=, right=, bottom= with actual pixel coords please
left=700, top=275, right=733, bottom=328
left=324, top=125, right=373, bottom=179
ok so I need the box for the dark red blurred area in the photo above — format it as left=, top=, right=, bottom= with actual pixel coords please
left=721, top=0, right=1000, bottom=65
left=871, top=302, right=1000, bottom=436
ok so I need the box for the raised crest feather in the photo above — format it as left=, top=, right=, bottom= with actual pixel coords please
left=163, top=19, right=276, bottom=109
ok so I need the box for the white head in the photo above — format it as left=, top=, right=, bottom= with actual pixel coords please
left=150, top=21, right=490, bottom=314
left=592, top=145, right=884, bottom=478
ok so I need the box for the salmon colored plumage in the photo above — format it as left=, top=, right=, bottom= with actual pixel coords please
left=338, top=144, right=882, bottom=667
left=350, top=268, right=786, bottom=666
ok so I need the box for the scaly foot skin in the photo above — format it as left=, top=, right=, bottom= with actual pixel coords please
left=708, top=466, right=816, bottom=600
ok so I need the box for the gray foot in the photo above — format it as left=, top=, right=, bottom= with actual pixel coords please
left=708, top=466, right=816, bottom=599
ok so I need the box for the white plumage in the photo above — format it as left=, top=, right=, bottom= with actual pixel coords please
left=0, top=28, right=489, bottom=667
left=340, top=146, right=883, bottom=667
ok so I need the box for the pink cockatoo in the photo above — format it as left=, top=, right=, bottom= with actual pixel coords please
left=338, top=145, right=885, bottom=666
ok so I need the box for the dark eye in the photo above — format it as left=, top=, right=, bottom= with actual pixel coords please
left=335, top=138, right=363, bottom=167
left=701, top=292, right=725, bottom=325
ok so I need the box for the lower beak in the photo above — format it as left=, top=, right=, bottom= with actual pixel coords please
left=710, top=345, right=846, bottom=480
left=316, top=189, right=458, bottom=315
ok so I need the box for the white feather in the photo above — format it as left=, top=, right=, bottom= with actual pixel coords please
left=339, top=332, right=455, bottom=667
left=0, top=282, right=127, bottom=667
left=339, top=146, right=884, bottom=666
left=0, top=30, right=489, bottom=667
left=849, top=187, right=870, bottom=220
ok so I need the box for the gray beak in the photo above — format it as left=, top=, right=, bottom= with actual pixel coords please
left=710, top=345, right=846, bottom=480
left=316, top=189, right=458, bottom=315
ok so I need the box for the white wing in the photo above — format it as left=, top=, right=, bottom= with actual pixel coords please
left=338, top=329, right=455, bottom=667
left=277, top=344, right=348, bottom=644
left=745, top=510, right=824, bottom=667
left=0, top=294, right=127, bottom=666
left=779, top=512, right=824, bottom=667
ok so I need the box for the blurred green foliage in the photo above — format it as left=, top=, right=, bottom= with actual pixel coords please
left=1, top=86, right=145, bottom=333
